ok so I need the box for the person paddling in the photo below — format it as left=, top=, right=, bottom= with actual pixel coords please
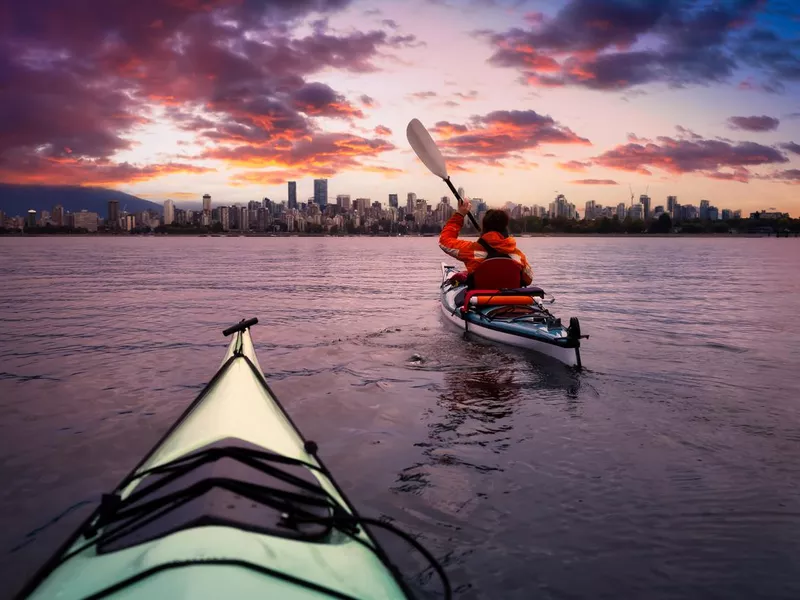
left=438, top=199, right=533, bottom=289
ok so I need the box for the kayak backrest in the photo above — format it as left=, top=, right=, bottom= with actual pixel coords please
left=469, top=257, right=524, bottom=290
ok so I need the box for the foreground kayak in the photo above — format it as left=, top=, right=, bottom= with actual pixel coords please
left=440, top=263, right=587, bottom=368
left=17, top=318, right=447, bottom=600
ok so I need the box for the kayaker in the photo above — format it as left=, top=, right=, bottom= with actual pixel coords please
left=439, top=199, right=533, bottom=288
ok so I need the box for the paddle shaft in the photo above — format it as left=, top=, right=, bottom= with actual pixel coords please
left=444, top=177, right=480, bottom=230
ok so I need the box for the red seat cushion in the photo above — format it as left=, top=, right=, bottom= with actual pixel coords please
left=471, top=258, right=523, bottom=290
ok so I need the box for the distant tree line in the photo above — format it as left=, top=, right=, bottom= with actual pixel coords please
left=507, top=214, right=800, bottom=235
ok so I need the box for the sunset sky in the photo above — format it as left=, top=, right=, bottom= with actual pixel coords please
left=2, top=0, right=799, bottom=214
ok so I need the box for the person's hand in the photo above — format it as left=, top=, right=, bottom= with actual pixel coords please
left=457, top=199, right=471, bottom=216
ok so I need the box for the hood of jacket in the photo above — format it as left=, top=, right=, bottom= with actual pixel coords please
left=480, top=231, right=518, bottom=253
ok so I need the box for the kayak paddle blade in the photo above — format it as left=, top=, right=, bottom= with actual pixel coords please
left=406, top=118, right=449, bottom=180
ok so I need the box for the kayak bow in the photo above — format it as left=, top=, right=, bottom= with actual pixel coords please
left=17, top=318, right=447, bottom=600
left=440, top=264, right=586, bottom=368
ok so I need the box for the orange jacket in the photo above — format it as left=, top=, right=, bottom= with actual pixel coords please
left=438, top=213, right=533, bottom=286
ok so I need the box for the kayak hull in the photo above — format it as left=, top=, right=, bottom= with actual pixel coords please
left=18, top=323, right=411, bottom=600
left=439, top=263, right=583, bottom=368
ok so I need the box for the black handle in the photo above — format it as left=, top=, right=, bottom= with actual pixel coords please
left=223, top=317, right=259, bottom=337
left=444, top=177, right=480, bottom=230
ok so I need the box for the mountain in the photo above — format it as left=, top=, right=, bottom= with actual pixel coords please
left=0, top=184, right=162, bottom=218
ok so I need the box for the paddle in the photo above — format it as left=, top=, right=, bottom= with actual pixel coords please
left=406, top=118, right=480, bottom=230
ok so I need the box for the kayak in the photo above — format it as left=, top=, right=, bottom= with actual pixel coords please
left=16, top=318, right=448, bottom=600
left=439, top=263, right=586, bottom=368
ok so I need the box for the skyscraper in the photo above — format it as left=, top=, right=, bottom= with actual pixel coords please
left=163, top=199, right=175, bottom=225
left=667, top=195, right=677, bottom=214
left=700, top=199, right=710, bottom=220
left=407, top=192, right=416, bottom=211
left=288, top=181, right=297, bottom=209
left=52, top=204, right=64, bottom=227
left=313, top=179, right=328, bottom=208
left=202, top=194, right=211, bottom=213
left=639, top=194, right=651, bottom=220
left=336, top=194, right=351, bottom=210
left=108, top=200, right=119, bottom=228
left=388, top=194, right=398, bottom=208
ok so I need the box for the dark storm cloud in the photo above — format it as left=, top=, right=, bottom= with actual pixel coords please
left=0, top=0, right=403, bottom=184
left=727, top=115, right=781, bottom=131
left=484, top=0, right=797, bottom=91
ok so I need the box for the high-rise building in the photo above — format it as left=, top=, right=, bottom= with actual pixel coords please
left=628, top=204, right=644, bottom=220
left=616, top=203, right=626, bottom=219
left=219, top=206, right=230, bottom=231
left=699, top=199, right=710, bottom=220
left=585, top=200, right=596, bottom=220
left=707, top=206, right=719, bottom=221
left=73, top=210, right=99, bottom=232
left=26, top=210, right=37, bottom=228
left=203, top=194, right=211, bottom=213
left=288, top=181, right=297, bottom=209
left=313, top=179, right=328, bottom=208
left=667, top=196, right=677, bottom=214
left=163, top=199, right=175, bottom=225
left=721, top=209, right=732, bottom=220
left=639, top=194, right=651, bottom=220
left=336, top=194, right=351, bottom=210
left=388, top=194, right=398, bottom=208
left=108, top=200, right=119, bottom=228
left=52, top=204, right=64, bottom=227
left=407, top=192, right=416, bottom=211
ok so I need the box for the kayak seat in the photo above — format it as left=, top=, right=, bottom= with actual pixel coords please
left=469, top=257, right=525, bottom=290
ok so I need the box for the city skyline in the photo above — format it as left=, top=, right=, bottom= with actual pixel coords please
left=1, top=1, right=799, bottom=214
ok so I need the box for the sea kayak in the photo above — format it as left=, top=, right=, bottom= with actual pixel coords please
left=439, top=263, right=586, bottom=368
left=16, top=318, right=448, bottom=600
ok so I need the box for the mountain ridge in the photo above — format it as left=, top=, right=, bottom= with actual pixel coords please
left=0, top=184, right=162, bottom=218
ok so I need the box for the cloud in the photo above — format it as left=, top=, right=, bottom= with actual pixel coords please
left=0, top=155, right=214, bottom=186
left=360, top=94, right=376, bottom=107
left=770, top=169, right=800, bottom=184
left=484, top=0, right=798, bottom=91
left=431, top=121, right=469, bottom=136
left=292, top=83, right=364, bottom=118
left=382, top=19, right=399, bottom=29
left=429, top=109, right=590, bottom=168
left=675, top=125, right=703, bottom=140
left=727, top=115, right=780, bottom=132
left=557, top=160, right=593, bottom=172
left=374, top=125, right=393, bottom=136
left=454, top=90, right=479, bottom=100
left=779, top=141, right=800, bottom=155
left=571, top=179, right=619, bottom=185
left=591, top=132, right=790, bottom=182
left=0, top=0, right=406, bottom=186
left=205, top=132, right=395, bottom=178
left=408, top=91, right=438, bottom=100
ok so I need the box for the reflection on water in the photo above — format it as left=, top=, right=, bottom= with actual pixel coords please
left=2, top=236, right=800, bottom=600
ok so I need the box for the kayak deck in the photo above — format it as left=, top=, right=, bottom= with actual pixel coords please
left=439, top=263, right=586, bottom=368
left=18, top=319, right=429, bottom=600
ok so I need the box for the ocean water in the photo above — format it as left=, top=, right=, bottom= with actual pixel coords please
left=1, top=235, right=799, bottom=599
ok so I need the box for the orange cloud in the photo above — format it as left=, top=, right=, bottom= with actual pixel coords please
left=557, top=160, right=592, bottom=172
left=571, top=178, right=619, bottom=185
left=0, top=157, right=215, bottom=186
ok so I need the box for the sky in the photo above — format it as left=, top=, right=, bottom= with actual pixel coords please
left=1, top=0, right=799, bottom=214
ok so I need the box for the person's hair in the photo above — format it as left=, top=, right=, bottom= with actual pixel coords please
left=481, top=209, right=509, bottom=235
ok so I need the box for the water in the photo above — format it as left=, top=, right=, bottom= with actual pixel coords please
left=1, top=236, right=799, bottom=599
